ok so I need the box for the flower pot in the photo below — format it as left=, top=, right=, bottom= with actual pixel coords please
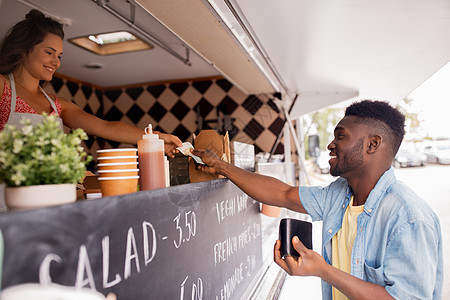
left=5, top=184, right=76, bottom=211
left=261, top=204, right=281, bottom=217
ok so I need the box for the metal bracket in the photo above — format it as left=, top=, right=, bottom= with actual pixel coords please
left=93, top=0, right=192, bottom=66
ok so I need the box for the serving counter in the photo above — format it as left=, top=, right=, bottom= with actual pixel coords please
left=0, top=179, right=286, bottom=299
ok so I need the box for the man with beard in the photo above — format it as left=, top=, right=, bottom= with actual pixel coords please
left=192, top=100, right=443, bottom=299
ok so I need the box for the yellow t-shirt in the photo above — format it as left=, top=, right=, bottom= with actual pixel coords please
left=331, top=196, right=364, bottom=300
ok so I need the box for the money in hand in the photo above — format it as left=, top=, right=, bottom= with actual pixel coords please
left=177, top=142, right=205, bottom=165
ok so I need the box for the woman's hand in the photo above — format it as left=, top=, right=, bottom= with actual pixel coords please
left=158, top=133, right=183, bottom=158
left=274, top=236, right=327, bottom=277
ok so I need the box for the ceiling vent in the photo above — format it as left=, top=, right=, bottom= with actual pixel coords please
left=69, top=31, right=153, bottom=55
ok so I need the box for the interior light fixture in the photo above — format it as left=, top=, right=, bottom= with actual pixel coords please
left=69, top=31, right=153, bottom=55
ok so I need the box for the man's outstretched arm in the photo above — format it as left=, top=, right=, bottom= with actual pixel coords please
left=192, top=149, right=307, bottom=214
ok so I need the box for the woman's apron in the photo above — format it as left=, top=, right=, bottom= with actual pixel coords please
left=5, top=73, right=63, bottom=129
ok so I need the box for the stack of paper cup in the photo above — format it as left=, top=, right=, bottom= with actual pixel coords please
left=97, top=148, right=139, bottom=196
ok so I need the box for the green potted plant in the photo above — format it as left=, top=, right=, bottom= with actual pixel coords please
left=0, top=114, right=91, bottom=210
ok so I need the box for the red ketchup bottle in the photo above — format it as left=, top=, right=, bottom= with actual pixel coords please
left=138, top=125, right=165, bottom=190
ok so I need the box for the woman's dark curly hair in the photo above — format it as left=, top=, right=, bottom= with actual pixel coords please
left=345, top=100, right=406, bottom=155
left=0, top=9, right=64, bottom=75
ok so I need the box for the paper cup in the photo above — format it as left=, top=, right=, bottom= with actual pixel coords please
left=98, top=176, right=139, bottom=196
left=97, top=156, right=138, bottom=164
left=97, top=162, right=139, bottom=170
left=97, top=148, right=137, bottom=157
left=98, top=169, right=139, bottom=177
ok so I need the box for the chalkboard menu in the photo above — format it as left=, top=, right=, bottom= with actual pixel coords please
left=0, top=179, right=262, bottom=299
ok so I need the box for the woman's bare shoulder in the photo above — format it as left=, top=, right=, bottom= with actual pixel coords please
left=57, top=96, right=75, bottom=107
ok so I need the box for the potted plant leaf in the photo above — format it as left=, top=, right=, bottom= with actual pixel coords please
left=0, top=114, right=92, bottom=210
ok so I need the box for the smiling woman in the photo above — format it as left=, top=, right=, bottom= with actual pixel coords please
left=22, top=33, right=62, bottom=81
left=0, top=9, right=65, bottom=131
left=0, top=9, right=182, bottom=156
left=0, top=10, right=64, bottom=77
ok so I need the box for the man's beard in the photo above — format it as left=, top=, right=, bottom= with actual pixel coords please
left=330, top=138, right=365, bottom=177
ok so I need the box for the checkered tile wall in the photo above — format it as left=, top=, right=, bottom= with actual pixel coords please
left=46, top=76, right=287, bottom=160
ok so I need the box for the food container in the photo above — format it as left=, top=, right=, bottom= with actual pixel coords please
left=97, top=155, right=138, bottom=164
left=98, top=169, right=139, bottom=177
left=97, top=162, right=139, bottom=170
left=98, top=176, right=139, bottom=196
left=97, top=148, right=137, bottom=157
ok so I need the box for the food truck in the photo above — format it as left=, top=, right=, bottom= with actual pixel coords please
left=0, top=0, right=449, bottom=298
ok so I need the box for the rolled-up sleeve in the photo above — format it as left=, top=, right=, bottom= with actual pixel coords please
left=299, top=186, right=326, bottom=222
left=299, top=178, right=348, bottom=222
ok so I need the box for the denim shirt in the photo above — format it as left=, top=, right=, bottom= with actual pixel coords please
left=299, top=168, right=443, bottom=299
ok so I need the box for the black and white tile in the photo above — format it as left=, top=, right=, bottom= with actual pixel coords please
left=47, top=76, right=287, bottom=161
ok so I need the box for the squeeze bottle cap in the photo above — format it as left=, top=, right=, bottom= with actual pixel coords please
left=143, top=124, right=159, bottom=139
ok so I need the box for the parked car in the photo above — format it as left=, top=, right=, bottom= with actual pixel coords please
left=423, top=143, right=450, bottom=164
left=393, top=148, right=427, bottom=168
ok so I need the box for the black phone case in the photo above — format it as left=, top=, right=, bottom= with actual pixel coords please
left=279, top=218, right=313, bottom=257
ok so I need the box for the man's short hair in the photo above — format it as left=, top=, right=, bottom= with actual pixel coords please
left=345, top=100, right=405, bottom=155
